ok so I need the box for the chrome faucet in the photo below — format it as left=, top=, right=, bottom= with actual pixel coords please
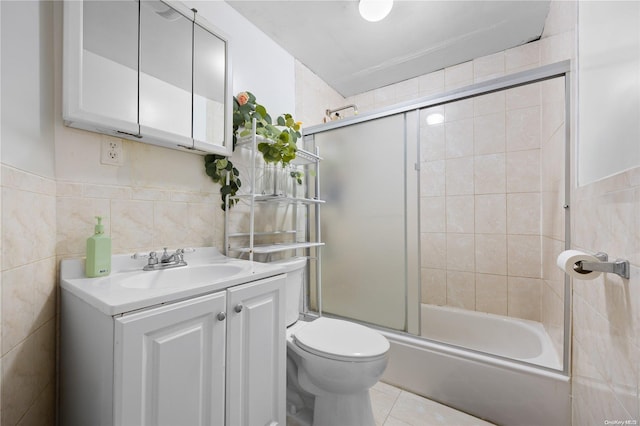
left=132, top=248, right=194, bottom=271
left=160, top=247, right=185, bottom=264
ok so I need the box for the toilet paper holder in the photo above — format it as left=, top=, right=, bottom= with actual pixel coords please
left=573, top=252, right=630, bottom=279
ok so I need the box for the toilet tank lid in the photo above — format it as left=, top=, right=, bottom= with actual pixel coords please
left=266, top=257, right=307, bottom=273
left=294, top=317, right=389, bottom=359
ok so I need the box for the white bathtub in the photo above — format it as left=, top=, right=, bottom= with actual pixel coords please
left=420, top=304, right=562, bottom=369
left=378, top=304, right=570, bottom=426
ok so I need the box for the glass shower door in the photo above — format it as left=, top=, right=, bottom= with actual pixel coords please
left=306, top=67, right=569, bottom=373
left=313, top=114, right=408, bottom=331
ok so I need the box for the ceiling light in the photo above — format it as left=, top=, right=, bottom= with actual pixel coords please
left=359, top=0, right=393, bottom=22
left=426, top=113, right=445, bottom=126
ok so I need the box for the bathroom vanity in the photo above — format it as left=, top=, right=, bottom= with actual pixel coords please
left=60, top=248, right=286, bottom=426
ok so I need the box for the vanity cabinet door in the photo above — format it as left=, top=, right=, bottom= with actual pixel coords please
left=114, top=291, right=227, bottom=426
left=63, top=0, right=139, bottom=135
left=226, top=275, right=286, bottom=426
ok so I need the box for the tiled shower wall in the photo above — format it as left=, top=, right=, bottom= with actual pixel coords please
left=417, top=79, right=565, bottom=327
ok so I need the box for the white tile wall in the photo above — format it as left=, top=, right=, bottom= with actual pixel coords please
left=1, top=166, right=56, bottom=425
left=294, top=60, right=346, bottom=126
left=571, top=166, right=640, bottom=423
left=414, top=76, right=558, bottom=324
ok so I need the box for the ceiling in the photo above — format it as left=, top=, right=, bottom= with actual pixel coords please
left=226, top=1, right=551, bottom=97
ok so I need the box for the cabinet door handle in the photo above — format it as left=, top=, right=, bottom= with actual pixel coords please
left=217, top=312, right=226, bottom=321
left=234, top=304, right=243, bottom=313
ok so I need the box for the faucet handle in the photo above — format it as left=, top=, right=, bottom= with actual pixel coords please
left=176, top=248, right=196, bottom=254
left=131, top=251, right=158, bottom=264
left=132, top=251, right=157, bottom=260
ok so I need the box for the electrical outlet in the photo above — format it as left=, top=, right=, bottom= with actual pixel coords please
left=100, top=136, right=123, bottom=166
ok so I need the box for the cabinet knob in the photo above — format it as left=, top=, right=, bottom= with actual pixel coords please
left=217, top=312, right=226, bottom=321
left=234, top=304, right=243, bottom=313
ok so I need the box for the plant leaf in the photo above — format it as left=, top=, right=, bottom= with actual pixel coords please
left=285, top=116, right=295, bottom=127
left=216, top=159, right=228, bottom=169
left=255, top=104, right=267, bottom=119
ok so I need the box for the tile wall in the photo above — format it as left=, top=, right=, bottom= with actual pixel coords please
left=540, top=75, right=567, bottom=359
left=295, top=60, right=346, bottom=127
left=55, top=141, right=225, bottom=260
left=416, top=79, right=565, bottom=326
left=571, top=167, right=640, bottom=423
left=1, top=166, right=57, bottom=425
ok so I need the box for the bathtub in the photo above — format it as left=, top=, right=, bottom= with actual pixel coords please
left=421, top=304, right=562, bottom=369
left=378, top=304, right=570, bottom=426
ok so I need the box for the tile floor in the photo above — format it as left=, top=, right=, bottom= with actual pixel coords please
left=370, top=382, right=495, bottom=426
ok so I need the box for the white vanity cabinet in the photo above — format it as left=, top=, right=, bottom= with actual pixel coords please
left=63, top=0, right=232, bottom=155
left=60, top=271, right=285, bottom=426
left=114, top=291, right=227, bottom=425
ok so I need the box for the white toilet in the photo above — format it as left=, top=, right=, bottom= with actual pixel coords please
left=272, top=257, right=390, bottom=426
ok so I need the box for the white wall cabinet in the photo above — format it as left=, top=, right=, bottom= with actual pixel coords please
left=63, top=0, right=232, bottom=155
left=60, top=274, right=285, bottom=426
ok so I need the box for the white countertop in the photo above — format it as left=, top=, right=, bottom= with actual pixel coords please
left=60, top=247, right=285, bottom=316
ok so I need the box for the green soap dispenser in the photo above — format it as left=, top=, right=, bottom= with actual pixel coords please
left=85, top=216, right=111, bottom=278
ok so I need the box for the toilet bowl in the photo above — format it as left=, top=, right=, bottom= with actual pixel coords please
left=270, top=257, right=390, bottom=426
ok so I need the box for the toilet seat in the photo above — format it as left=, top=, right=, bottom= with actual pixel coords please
left=293, top=317, right=389, bottom=362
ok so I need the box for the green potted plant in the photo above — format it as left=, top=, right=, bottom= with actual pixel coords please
left=204, top=91, right=302, bottom=210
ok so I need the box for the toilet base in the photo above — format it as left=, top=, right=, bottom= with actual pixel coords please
left=287, top=406, right=313, bottom=426
left=312, top=391, right=375, bottom=426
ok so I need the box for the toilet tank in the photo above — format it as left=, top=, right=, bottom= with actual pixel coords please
left=267, top=257, right=307, bottom=326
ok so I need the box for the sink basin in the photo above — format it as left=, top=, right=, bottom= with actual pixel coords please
left=116, top=263, right=248, bottom=289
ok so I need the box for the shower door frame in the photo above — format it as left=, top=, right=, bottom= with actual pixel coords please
left=304, top=60, right=572, bottom=375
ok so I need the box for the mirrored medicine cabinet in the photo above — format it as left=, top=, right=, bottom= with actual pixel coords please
left=63, top=0, right=232, bottom=156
